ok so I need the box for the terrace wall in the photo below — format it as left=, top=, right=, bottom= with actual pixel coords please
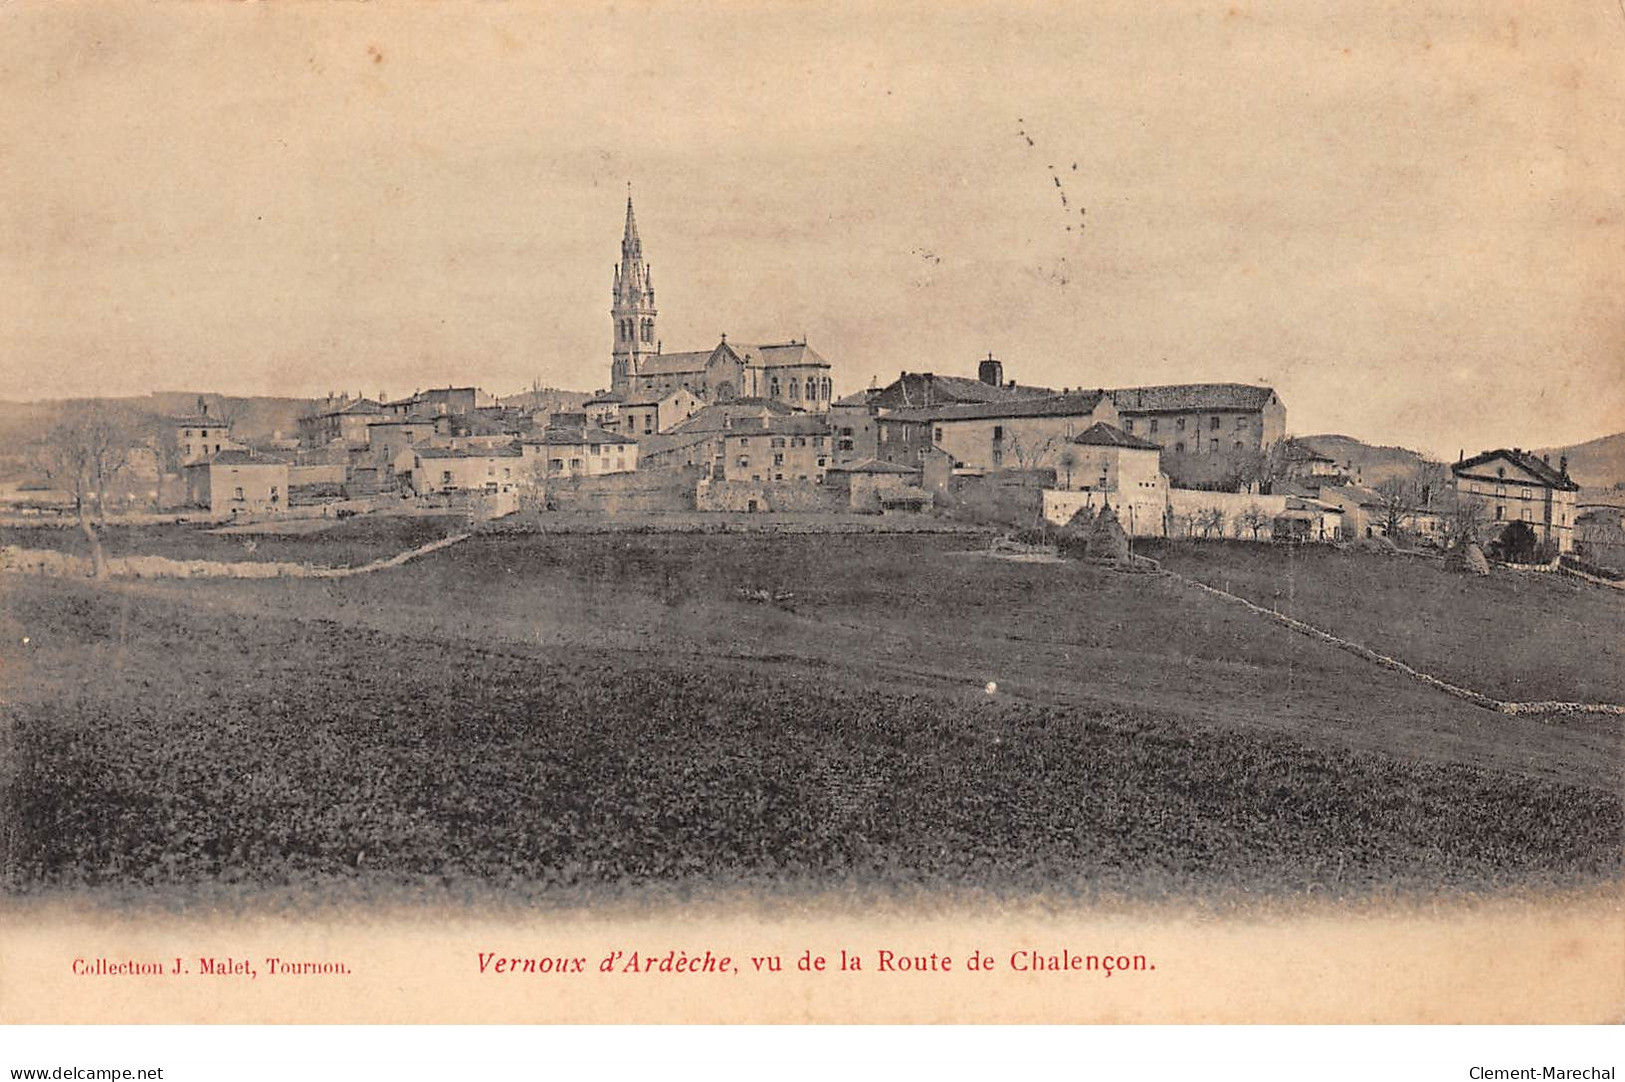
left=695, top=479, right=844, bottom=514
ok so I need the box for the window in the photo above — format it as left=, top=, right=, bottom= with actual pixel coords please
left=1125, top=419, right=1135, bottom=433
left=813, top=436, right=825, bottom=447
left=1210, top=438, right=1219, bottom=452
left=1209, top=416, right=1220, bottom=431
left=1235, top=416, right=1248, bottom=430
left=270, top=487, right=279, bottom=503
left=791, top=437, right=805, bottom=448
left=184, top=444, right=192, bottom=455
left=591, top=444, right=601, bottom=454
left=1176, top=417, right=1186, bottom=432
left=771, top=437, right=786, bottom=448
left=1149, top=419, right=1159, bottom=435
left=993, top=426, right=1004, bottom=441
left=738, top=456, right=749, bottom=468
left=773, top=453, right=784, bottom=466
left=441, top=472, right=452, bottom=484
left=1174, top=442, right=1185, bottom=453
left=1234, top=441, right=1243, bottom=450
left=738, top=437, right=750, bottom=447
left=934, top=427, right=943, bottom=443
left=771, top=378, right=781, bottom=397
left=1496, top=466, right=1506, bottom=478
left=570, top=458, right=582, bottom=469
left=233, top=487, right=244, bottom=501
left=817, top=457, right=827, bottom=467
left=789, top=380, right=800, bottom=400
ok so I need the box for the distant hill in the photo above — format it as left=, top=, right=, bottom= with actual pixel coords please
left=497, top=388, right=592, bottom=414
left=0, top=393, right=317, bottom=482
left=1298, top=434, right=1434, bottom=486
left=1533, top=431, right=1625, bottom=490
left=0, top=392, right=315, bottom=447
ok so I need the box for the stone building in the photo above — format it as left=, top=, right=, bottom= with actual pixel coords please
left=1450, top=448, right=1579, bottom=554
left=608, top=196, right=833, bottom=410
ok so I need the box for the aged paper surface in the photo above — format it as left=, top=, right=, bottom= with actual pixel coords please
left=1, top=0, right=1621, bottom=1026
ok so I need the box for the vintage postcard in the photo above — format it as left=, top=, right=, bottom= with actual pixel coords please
left=0, top=0, right=1621, bottom=1028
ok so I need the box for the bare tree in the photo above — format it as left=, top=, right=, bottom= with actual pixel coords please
left=1373, top=476, right=1416, bottom=540
left=33, top=402, right=137, bottom=578
left=1237, top=503, right=1269, bottom=540
left=1231, top=436, right=1296, bottom=494
left=1196, top=506, right=1226, bottom=538
left=1437, top=490, right=1487, bottom=549
left=1057, top=446, right=1079, bottom=490
left=1006, top=431, right=1061, bottom=471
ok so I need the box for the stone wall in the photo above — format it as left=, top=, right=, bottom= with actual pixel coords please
left=695, top=479, right=845, bottom=513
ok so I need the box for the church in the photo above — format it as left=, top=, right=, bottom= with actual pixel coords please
left=609, top=196, right=833, bottom=412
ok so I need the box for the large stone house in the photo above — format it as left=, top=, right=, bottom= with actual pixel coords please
left=721, top=415, right=833, bottom=483
left=1451, top=448, right=1580, bottom=553
left=183, top=450, right=289, bottom=515
left=874, top=391, right=1119, bottom=473
left=1109, top=383, right=1287, bottom=488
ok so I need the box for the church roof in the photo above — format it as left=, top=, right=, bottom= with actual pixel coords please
left=632, top=350, right=713, bottom=377
left=730, top=341, right=830, bottom=369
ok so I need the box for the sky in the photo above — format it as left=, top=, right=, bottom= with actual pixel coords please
left=1, top=0, right=1621, bottom=457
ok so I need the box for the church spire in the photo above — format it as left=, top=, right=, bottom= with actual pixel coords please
left=611, top=187, right=657, bottom=396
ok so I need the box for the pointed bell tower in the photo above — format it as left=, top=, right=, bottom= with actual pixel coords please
left=611, top=188, right=658, bottom=396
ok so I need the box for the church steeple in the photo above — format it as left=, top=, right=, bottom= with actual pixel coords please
left=611, top=188, right=657, bottom=396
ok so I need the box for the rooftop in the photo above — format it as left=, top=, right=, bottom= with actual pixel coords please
left=883, top=390, right=1108, bottom=424
left=1110, top=383, right=1278, bottom=413
left=1070, top=421, right=1162, bottom=451
left=1453, top=448, right=1580, bottom=492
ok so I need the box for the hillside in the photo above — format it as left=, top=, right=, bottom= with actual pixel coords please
left=1297, top=434, right=1434, bottom=486
left=0, top=392, right=315, bottom=446
left=1534, top=432, right=1625, bottom=490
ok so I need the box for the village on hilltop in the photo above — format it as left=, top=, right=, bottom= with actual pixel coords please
left=5, top=195, right=1621, bottom=578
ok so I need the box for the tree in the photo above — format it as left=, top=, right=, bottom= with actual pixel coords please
left=1230, top=436, right=1296, bottom=495
left=1007, top=431, right=1061, bottom=471
left=1437, top=490, right=1486, bottom=549
left=32, top=402, right=137, bottom=578
left=1237, top=503, right=1269, bottom=540
left=1373, top=476, right=1417, bottom=541
left=1196, top=506, right=1226, bottom=539
left=1057, top=447, right=1079, bottom=490
left=1489, top=520, right=1540, bottom=564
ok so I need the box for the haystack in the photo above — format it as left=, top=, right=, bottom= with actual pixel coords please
left=1086, top=503, right=1131, bottom=561
left=1446, top=540, right=1490, bottom=576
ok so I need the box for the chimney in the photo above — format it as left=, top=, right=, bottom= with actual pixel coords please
left=978, top=353, right=1003, bottom=387
left=1559, top=455, right=1569, bottom=477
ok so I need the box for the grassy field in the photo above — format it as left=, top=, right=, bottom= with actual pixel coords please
left=2, top=530, right=1619, bottom=908
left=1141, top=540, right=1625, bottom=705
left=0, top=513, right=468, bottom=568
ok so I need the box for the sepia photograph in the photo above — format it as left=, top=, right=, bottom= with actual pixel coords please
left=1, top=0, right=1621, bottom=1038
